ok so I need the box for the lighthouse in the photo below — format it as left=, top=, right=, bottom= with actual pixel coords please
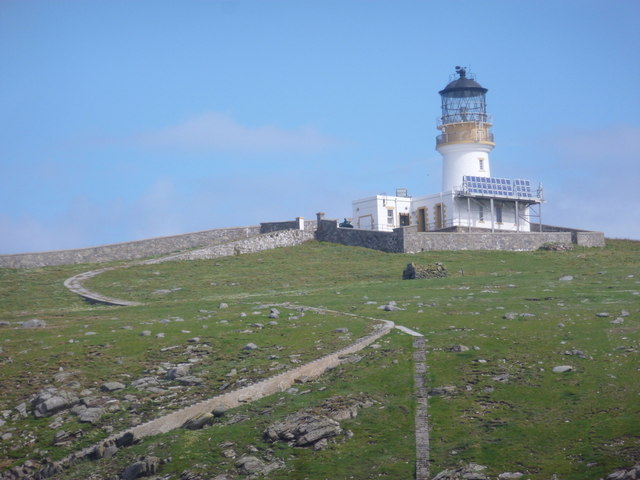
left=437, top=66, right=494, bottom=192
left=351, top=66, right=542, bottom=233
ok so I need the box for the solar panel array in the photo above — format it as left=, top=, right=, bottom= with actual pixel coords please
left=462, top=176, right=536, bottom=199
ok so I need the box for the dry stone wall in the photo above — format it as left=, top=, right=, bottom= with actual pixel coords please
left=0, top=226, right=261, bottom=269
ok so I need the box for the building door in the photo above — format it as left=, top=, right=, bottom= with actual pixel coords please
left=399, top=213, right=410, bottom=226
left=434, top=203, right=445, bottom=230
left=417, top=208, right=427, bottom=232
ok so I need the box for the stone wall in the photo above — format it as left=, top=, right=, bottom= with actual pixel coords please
left=398, top=226, right=576, bottom=253
left=0, top=226, right=261, bottom=269
left=314, top=220, right=604, bottom=253
left=315, top=219, right=401, bottom=253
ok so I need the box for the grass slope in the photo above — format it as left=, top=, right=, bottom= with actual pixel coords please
left=0, top=240, right=638, bottom=479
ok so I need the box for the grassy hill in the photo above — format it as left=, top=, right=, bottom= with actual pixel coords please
left=0, top=240, right=638, bottom=479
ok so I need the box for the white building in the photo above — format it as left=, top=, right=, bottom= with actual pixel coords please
left=352, top=67, right=543, bottom=233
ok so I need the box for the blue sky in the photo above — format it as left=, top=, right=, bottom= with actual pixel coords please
left=2, top=0, right=639, bottom=254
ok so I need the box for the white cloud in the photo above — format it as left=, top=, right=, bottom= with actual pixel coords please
left=129, top=112, right=341, bottom=153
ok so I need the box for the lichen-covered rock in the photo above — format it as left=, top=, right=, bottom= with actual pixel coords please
left=264, top=412, right=342, bottom=447
left=31, top=387, right=80, bottom=418
left=402, top=262, right=448, bottom=279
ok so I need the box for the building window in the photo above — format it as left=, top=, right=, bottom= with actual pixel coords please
left=387, top=209, right=394, bottom=225
left=478, top=204, right=484, bottom=221
left=479, top=158, right=485, bottom=171
left=496, top=206, right=503, bottom=223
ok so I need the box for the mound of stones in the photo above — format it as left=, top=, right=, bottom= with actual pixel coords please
left=402, top=262, right=447, bottom=280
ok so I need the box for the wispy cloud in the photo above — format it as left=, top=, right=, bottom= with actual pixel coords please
left=128, top=112, right=341, bottom=153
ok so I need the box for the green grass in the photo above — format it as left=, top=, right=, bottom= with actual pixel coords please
left=1, top=240, right=639, bottom=479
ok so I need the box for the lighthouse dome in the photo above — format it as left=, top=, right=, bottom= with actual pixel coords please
left=439, top=67, right=487, bottom=97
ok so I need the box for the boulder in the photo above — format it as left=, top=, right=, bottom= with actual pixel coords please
left=403, top=262, right=448, bottom=280
left=22, top=319, right=47, bottom=328
left=120, top=456, right=162, bottom=480
left=78, top=407, right=104, bottom=424
left=101, top=381, right=126, bottom=392
left=553, top=365, right=574, bottom=373
left=166, top=364, right=191, bottom=380
left=264, top=412, right=342, bottom=448
left=182, top=412, right=214, bottom=430
left=31, top=388, right=80, bottom=418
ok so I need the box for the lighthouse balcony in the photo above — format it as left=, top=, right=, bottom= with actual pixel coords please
left=436, top=128, right=495, bottom=146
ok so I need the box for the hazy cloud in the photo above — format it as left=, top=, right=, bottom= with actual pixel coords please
left=129, top=112, right=341, bottom=153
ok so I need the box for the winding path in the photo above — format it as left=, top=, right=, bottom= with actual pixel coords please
left=53, top=248, right=432, bottom=480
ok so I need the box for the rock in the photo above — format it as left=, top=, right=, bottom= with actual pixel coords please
left=559, top=275, right=574, bottom=281
left=79, top=407, right=104, bottom=424
left=120, top=456, right=162, bottom=480
left=553, top=365, right=573, bottom=373
left=219, top=303, right=229, bottom=309
left=182, top=412, right=214, bottom=430
left=498, top=473, right=524, bottom=480
left=15, top=402, right=28, bottom=417
left=449, top=344, right=470, bottom=353
left=596, top=312, right=610, bottom=317
left=562, top=349, right=591, bottom=359
left=492, top=374, right=510, bottom=383
left=611, top=317, right=624, bottom=324
left=264, top=412, right=342, bottom=448
left=131, top=376, right=159, bottom=388
left=503, top=312, right=518, bottom=320
left=428, top=386, right=457, bottom=396
left=243, top=343, right=258, bottom=351
left=101, top=381, right=126, bottom=392
left=140, top=330, right=152, bottom=336
left=432, top=463, right=489, bottom=480
left=333, top=328, right=349, bottom=333
left=403, top=262, right=448, bottom=279
left=31, top=388, right=80, bottom=418
left=235, top=456, right=270, bottom=476
left=176, top=375, right=204, bottom=386
left=187, top=337, right=200, bottom=343
left=22, top=319, right=47, bottom=328
left=212, top=407, right=227, bottom=418
left=166, top=364, right=191, bottom=380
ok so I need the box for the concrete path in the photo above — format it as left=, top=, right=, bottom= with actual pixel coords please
left=413, top=336, right=430, bottom=480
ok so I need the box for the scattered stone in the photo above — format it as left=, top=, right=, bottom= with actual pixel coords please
left=140, top=330, right=151, bottom=337
left=243, top=343, right=258, bottom=351
left=78, top=407, right=104, bottom=424
left=120, top=456, right=163, bottom=480
left=562, top=349, right=591, bottom=359
left=235, top=455, right=281, bottom=476
left=428, top=385, right=457, bottom=396
left=166, top=365, right=191, bottom=380
left=219, top=303, right=229, bottom=309
left=596, top=312, right=610, bottom=318
left=403, top=262, right=448, bottom=279
left=553, top=365, right=573, bottom=373
left=182, top=412, right=214, bottom=430
left=611, top=317, right=624, bottom=325
left=176, top=375, right=204, bottom=386
left=499, top=473, right=524, bottom=480
left=22, top=319, right=47, bottom=328
left=333, top=328, right=349, bottom=333
left=432, top=462, right=489, bottom=480
left=155, top=333, right=165, bottom=338
left=448, top=344, right=470, bottom=353
left=101, top=381, right=126, bottom=392
left=603, top=464, right=640, bottom=480
left=131, top=376, right=159, bottom=388
left=187, top=337, right=200, bottom=343
left=492, top=374, right=510, bottom=383
left=559, top=275, right=574, bottom=281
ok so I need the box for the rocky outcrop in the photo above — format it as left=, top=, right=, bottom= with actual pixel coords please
left=402, top=262, right=448, bottom=279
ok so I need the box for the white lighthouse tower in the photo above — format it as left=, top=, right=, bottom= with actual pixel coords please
left=352, top=66, right=542, bottom=233
left=437, top=66, right=494, bottom=192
